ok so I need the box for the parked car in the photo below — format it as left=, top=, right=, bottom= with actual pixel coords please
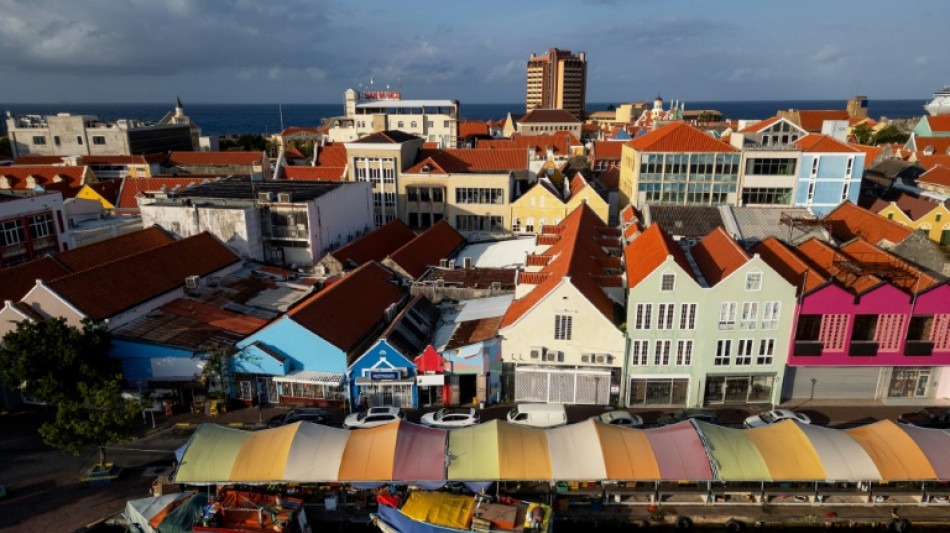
left=590, top=410, right=644, bottom=428
left=506, top=403, right=568, bottom=428
left=268, top=407, right=332, bottom=428
left=898, top=407, right=950, bottom=429
left=343, top=406, right=404, bottom=429
left=420, top=407, right=480, bottom=429
left=656, top=409, right=719, bottom=426
left=743, top=409, right=811, bottom=429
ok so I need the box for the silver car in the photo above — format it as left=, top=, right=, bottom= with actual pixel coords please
left=343, top=406, right=404, bottom=429
left=420, top=408, right=480, bottom=429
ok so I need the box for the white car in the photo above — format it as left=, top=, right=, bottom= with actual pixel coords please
left=743, top=409, right=811, bottom=429
left=343, top=406, right=404, bottom=429
left=590, top=410, right=644, bottom=428
left=420, top=408, right=480, bottom=429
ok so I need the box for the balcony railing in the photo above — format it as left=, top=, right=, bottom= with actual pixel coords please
left=266, top=226, right=309, bottom=239
left=849, top=341, right=879, bottom=356
left=905, top=340, right=935, bottom=356
left=793, top=341, right=824, bottom=356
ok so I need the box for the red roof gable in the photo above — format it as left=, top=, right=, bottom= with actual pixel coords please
left=414, top=345, right=445, bottom=373
left=848, top=144, right=884, bottom=168
left=839, top=238, right=940, bottom=295
left=794, top=238, right=883, bottom=295
left=690, top=227, right=751, bottom=286
left=918, top=165, right=950, bottom=188
left=314, top=143, right=348, bottom=167
left=925, top=115, right=950, bottom=133
left=626, top=122, right=738, bottom=153
left=117, top=177, right=214, bottom=211
left=888, top=192, right=943, bottom=220
left=330, top=219, right=416, bottom=268
left=913, top=136, right=950, bottom=155
left=624, top=223, right=693, bottom=288
left=405, top=148, right=527, bottom=173
left=620, top=204, right=639, bottom=224
left=822, top=202, right=913, bottom=245
left=0, top=165, right=88, bottom=190
left=0, top=256, right=71, bottom=303
left=914, top=154, right=950, bottom=170
left=166, top=151, right=264, bottom=166
left=287, top=261, right=403, bottom=352
left=388, top=221, right=465, bottom=279
left=591, top=141, right=623, bottom=160
left=794, top=134, right=860, bottom=153
left=284, top=146, right=306, bottom=159
left=281, top=166, right=346, bottom=181
left=752, top=237, right=827, bottom=295
left=278, top=126, right=321, bottom=137
left=57, top=226, right=174, bottom=272
left=595, top=166, right=620, bottom=189
left=737, top=116, right=782, bottom=133
left=478, top=135, right=571, bottom=157
left=797, top=110, right=849, bottom=132
left=87, top=180, right=122, bottom=205
left=519, top=109, right=581, bottom=123
left=458, top=120, right=490, bottom=138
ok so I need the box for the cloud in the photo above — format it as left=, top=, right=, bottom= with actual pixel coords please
left=811, top=44, right=849, bottom=71
left=486, top=60, right=521, bottom=82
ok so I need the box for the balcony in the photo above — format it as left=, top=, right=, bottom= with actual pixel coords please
left=265, top=226, right=309, bottom=240
left=905, top=340, right=935, bottom=356
left=849, top=341, right=879, bottom=357
left=793, top=341, right=824, bottom=356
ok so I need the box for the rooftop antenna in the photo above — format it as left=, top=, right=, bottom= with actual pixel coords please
left=279, top=104, right=284, bottom=132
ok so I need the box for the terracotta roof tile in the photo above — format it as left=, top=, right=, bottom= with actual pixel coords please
left=56, top=226, right=174, bottom=272
left=751, top=237, right=827, bottom=295
left=284, top=146, right=306, bottom=159
left=387, top=221, right=466, bottom=279
left=839, top=238, right=941, bottom=295
left=82, top=155, right=152, bottom=165
left=519, top=109, right=581, bottom=123
left=117, top=177, right=215, bottom=211
left=794, top=238, right=882, bottom=295
left=620, top=204, right=640, bottom=224
left=794, top=134, right=861, bottom=153
left=690, top=227, right=751, bottom=286
left=797, top=110, right=850, bottom=132
left=822, top=202, right=913, bottom=245
left=46, top=232, right=239, bottom=320
left=282, top=166, right=346, bottom=181
left=445, top=316, right=504, bottom=349
left=737, top=116, right=782, bottom=133
left=161, top=298, right=267, bottom=335
left=405, top=148, right=527, bottom=173
left=595, top=166, right=620, bottom=189
left=918, top=165, right=950, bottom=188
left=287, top=261, right=403, bottom=352
left=925, top=115, right=950, bottom=133
left=502, top=204, right=619, bottom=328
left=626, top=122, right=738, bottom=153
left=889, top=192, right=942, bottom=220
left=591, top=141, right=623, bottom=160
left=849, top=144, right=884, bottom=168
left=477, top=135, right=571, bottom=157
left=350, top=131, right=421, bottom=144
left=0, top=256, right=71, bottom=302
left=914, top=154, right=950, bottom=170
left=87, top=180, right=122, bottom=205
left=314, top=143, right=348, bottom=167
left=278, top=126, right=321, bottom=137
left=0, top=165, right=88, bottom=190
left=914, top=136, right=950, bottom=155
left=623, top=223, right=694, bottom=288
left=458, top=120, right=490, bottom=138
left=330, top=219, right=416, bottom=268
left=166, top=151, right=265, bottom=166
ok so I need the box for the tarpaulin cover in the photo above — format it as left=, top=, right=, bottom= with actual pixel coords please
left=594, top=422, right=660, bottom=480
left=645, top=421, right=714, bottom=480
left=124, top=493, right=191, bottom=533
left=124, top=492, right=207, bottom=533
left=899, top=425, right=950, bottom=480
left=447, top=420, right=551, bottom=481
left=796, top=421, right=881, bottom=481
left=393, top=422, right=447, bottom=482
left=338, top=421, right=399, bottom=481
left=744, top=421, right=825, bottom=481
left=400, top=490, right=474, bottom=529
left=284, top=422, right=350, bottom=482
left=846, top=421, right=937, bottom=481
left=546, top=420, right=607, bottom=480
left=230, top=422, right=299, bottom=482
left=696, top=421, right=770, bottom=480
left=175, top=424, right=248, bottom=484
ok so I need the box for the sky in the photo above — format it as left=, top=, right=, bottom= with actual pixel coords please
left=1, top=0, right=948, bottom=105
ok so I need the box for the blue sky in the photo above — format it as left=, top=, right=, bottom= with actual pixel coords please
left=0, top=0, right=947, bottom=104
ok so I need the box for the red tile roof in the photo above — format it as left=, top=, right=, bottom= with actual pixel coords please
left=797, top=110, right=849, bottom=132
left=405, top=148, right=528, bottom=173
left=552, top=131, right=583, bottom=145
left=161, top=298, right=267, bottom=335
left=166, top=151, right=265, bottom=166
left=822, top=202, right=913, bottom=245
left=0, top=256, right=71, bottom=303
left=913, top=136, right=950, bottom=155
left=478, top=135, right=571, bottom=157
left=595, top=166, right=620, bottom=189
left=503, top=204, right=620, bottom=328
left=925, top=115, right=950, bottom=133
left=87, top=180, right=122, bottom=205
left=42, top=181, right=82, bottom=199
left=794, top=134, right=860, bottom=153
left=591, top=141, right=623, bottom=160
left=287, top=261, right=403, bottom=352
left=884, top=192, right=942, bottom=220
left=914, top=154, right=950, bottom=170
left=839, top=238, right=941, bottom=295
left=626, top=122, right=738, bottom=153
left=848, top=144, right=884, bottom=168
left=620, top=204, right=639, bottom=224
left=690, top=227, right=751, bottom=286
left=314, top=143, right=348, bottom=167
left=0, top=165, right=88, bottom=190
left=519, top=109, right=581, bottom=123
left=387, top=221, right=466, bottom=279
left=117, top=177, right=215, bottom=211
left=794, top=238, right=883, bottom=295
left=752, top=237, right=828, bottom=295
left=281, top=166, right=346, bottom=181
left=458, top=120, right=490, bottom=138
left=13, top=155, right=67, bottom=165
left=624, top=223, right=693, bottom=288
left=56, top=226, right=174, bottom=272
left=284, top=146, right=306, bottom=159
left=82, top=155, right=153, bottom=165
left=918, top=165, right=950, bottom=188
left=737, top=116, right=782, bottom=133
left=278, top=126, right=321, bottom=137
left=330, top=219, right=416, bottom=268
left=46, top=232, right=239, bottom=320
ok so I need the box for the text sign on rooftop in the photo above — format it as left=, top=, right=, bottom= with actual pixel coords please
left=362, top=91, right=401, bottom=101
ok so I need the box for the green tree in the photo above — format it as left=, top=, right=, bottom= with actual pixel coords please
left=852, top=124, right=873, bottom=145
left=195, top=342, right=235, bottom=401
left=871, top=125, right=909, bottom=145
left=0, top=319, right=140, bottom=465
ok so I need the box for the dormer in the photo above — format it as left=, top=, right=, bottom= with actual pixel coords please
left=52, top=175, right=63, bottom=183
left=25, top=176, right=37, bottom=189
left=0, top=176, right=9, bottom=189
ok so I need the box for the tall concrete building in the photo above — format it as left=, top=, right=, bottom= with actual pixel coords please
left=525, top=48, right=587, bottom=119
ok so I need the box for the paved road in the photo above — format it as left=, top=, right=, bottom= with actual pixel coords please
left=0, top=401, right=935, bottom=532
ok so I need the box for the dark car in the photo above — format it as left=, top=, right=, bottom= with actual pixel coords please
left=898, top=407, right=950, bottom=429
left=656, top=408, right=719, bottom=426
left=268, top=408, right=332, bottom=427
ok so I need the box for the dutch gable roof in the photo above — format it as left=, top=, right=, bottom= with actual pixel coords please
left=329, top=219, right=416, bottom=269
left=626, top=121, right=738, bottom=153
left=0, top=165, right=88, bottom=191
left=690, top=226, right=752, bottom=286
left=822, top=202, right=913, bottom=246
left=386, top=221, right=466, bottom=279
left=794, top=134, right=861, bottom=153
left=405, top=148, right=527, bottom=173
left=623, top=223, right=693, bottom=288
left=751, top=237, right=828, bottom=295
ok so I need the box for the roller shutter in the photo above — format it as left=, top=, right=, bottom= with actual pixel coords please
left=782, top=367, right=882, bottom=400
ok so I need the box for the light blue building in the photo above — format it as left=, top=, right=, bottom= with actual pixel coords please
left=793, top=134, right=865, bottom=216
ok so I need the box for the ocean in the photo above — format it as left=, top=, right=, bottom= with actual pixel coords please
left=0, top=100, right=928, bottom=138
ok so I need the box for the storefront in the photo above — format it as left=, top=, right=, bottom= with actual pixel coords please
left=887, top=367, right=935, bottom=399
left=513, top=366, right=613, bottom=405
left=627, top=376, right=690, bottom=406
left=272, top=370, right=346, bottom=406
left=781, top=367, right=884, bottom=401
left=703, top=374, right=776, bottom=405
left=353, top=374, right=415, bottom=408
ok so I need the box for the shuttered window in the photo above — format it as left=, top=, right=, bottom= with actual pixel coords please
left=874, top=314, right=905, bottom=352
left=819, top=314, right=849, bottom=352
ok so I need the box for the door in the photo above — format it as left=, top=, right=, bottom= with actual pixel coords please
left=256, top=376, right=277, bottom=404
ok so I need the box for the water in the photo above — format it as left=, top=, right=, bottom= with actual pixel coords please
left=0, top=100, right=928, bottom=138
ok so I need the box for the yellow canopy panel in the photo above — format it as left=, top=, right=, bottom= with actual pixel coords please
left=846, top=421, right=936, bottom=481
left=401, top=491, right=474, bottom=530
left=229, top=422, right=299, bottom=482
left=447, top=421, right=501, bottom=481
left=338, top=422, right=399, bottom=481
left=593, top=422, right=660, bottom=480
left=496, top=422, right=552, bottom=480
left=745, top=421, right=825, bottom=481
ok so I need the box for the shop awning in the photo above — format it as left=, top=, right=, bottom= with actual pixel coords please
left=446, top=420, right=551, bottom=481
left=845, top=420, right=937, bottom=481
left=283, top=422, right=350, bottom=482
left=744, top=421, right=825, bottom=481
left=796, top=421, right=880, bottom=481
left=696, top=421, right=770, bottom=481
left=546, top=420, right=607, bottom=481
left=175, top=424, right=248, bottom=484
left=272, top=370, right=344, bottom=386
left=593, top=421, right=661, bottom=481
left=899, top=424, right=950, bottom=481
left=645, top=421, right=714, bottom=481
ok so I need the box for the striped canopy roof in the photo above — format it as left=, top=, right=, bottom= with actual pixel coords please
left=174, top=419, right=950, bottom=485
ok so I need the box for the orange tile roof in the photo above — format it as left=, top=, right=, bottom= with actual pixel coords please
left=117, top=177, right=215, bottom=211
left=751, top=237, right=827, bottom=295
left=620, top=204, right=639, bottom=224
left=912, top=136, right=950, bottom=155
left=918, top=165, right=950, bottom=188
left=888, top=192, right=943, bottom=220
left=282, top=166, right=345, bottom=181
left=314, top=143, right=348, bottom=167
left=0, top=165, right=88, bottom=190
left=797, top=110, right=849, bottom=132
left=502, top=204, right=619, bottom=328
left=330, top=219, right=416, bottom=268
left=478, top=135, right=571, bottom=157
left=284, top=146, right=306, bottom=159
left=568, top=173, right=588, bottom=197
left=552, top=131, right=583, bottom=145
left=0, top=256, right=71, bottom=303
left=519, top=109, right=581, bottom=123
left=624, top=223, right=694, bottom=288
left=56, top=226, right=174, bottom=272
left=925, top=115, right=950, bottom=133
left=82, top=155, right=152, bottom=165
left=914, top=154, right=950, bottom=170
left=625, top=122, right=738, bottom=153
left=794, top=238, right=882, bottom=295
left=388, top=220, right=466, bottom=279
left=458, top=120, right=490, bottom=138
left=41, top=181, right=82, bottom=199
left=848, top=144, right=884, bottom=168
left=161, top=298, right=267, bottom=335
left=287, top=261, right=403, bottom=352
left=591, top=141, right=623, bottom=160
left=46, top=232, right=239, bottom=320
left=12, top=155, right=66, bottom=165
left=737, top=116, right=781, bottom=133
left=838, top=238, right=941, bottom=295
left=278, top=126, right=321, bottom=137
left=405, top=148, right=527, bottom=173
left=87, top=180, right=122, bottom=205
left=595, top=166, right=620, bottom=189
left=794, top=134, right=860, bottom=153
left=690, top=227, right=751, bottom=286
left=822, top=202, right=913, bottom=245
left=166, top=151, right=265, bottom=166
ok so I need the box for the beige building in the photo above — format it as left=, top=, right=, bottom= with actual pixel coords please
left=327, top=89, right=459, bottom=147
left=515, top=109, right=582, bottom=139
left=526, top=48, right=587, bottom=119
left=344, top=131, right=425, bottom=227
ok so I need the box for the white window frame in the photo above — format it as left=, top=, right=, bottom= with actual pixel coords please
left=653, top=339, right=671, bottom=366
left=554, top=314, right=572, bottom=340
left=680, top=303, right=697, bottom=330
left=675, top=339, right=693, bottom=366
left=740, top=301, right=759, bottom=330
left=745, top=272, right=763, bottom=291
left=630, top=340, right=649, bottom=366
left=715, top=339, right=731, bottom=366
left=657, top=303, right=674, bottom=330
left=757, top=338, right=775, bottom=365
left=762, top=301, right=781, bottom=330
left=719, top=302, right=737, bottom=329
left=736, top=339, right=754, bottom=365
left=660, top=273, right=675, bottom=292
left=635, top=303, right=653, bottom=330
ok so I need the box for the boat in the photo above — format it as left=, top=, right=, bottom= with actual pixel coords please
left=925, top=85, right=950, bottom=115
left=193, top=490, right=308, bottom=533
left=372, top=490, right=552, bottom=533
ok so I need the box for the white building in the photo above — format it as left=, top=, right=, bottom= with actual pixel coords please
left=325, top=89, right=459, bottom=147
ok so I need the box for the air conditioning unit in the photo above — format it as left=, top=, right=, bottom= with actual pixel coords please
left=581, top=355, right=590, bottom=363
left=258, top=192, right=272, bottom=202
left=185, top=275, right=199, bottom=289
left=595, top=355, right=606, bottom=364
left=277, top=193, right=292, bottom=203
left=529, top=347, right=546, bottom=360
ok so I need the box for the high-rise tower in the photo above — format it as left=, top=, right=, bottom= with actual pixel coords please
left=526, top=48, right=587, bottom=119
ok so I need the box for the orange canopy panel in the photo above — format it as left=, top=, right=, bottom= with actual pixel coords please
left=594, top=422, right=661, bottom=480
left=845, top=421, right=937, bottom=481
left=496, top=421, right=552, bottom=480
left=338, top=421, right=399, bottom=481
left=229, top=423, right=298, bottom=482
left=745, top=421, right=826, bottom=481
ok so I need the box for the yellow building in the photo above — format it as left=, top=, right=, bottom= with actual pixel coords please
left=870, top=192, right=950, bottom=250
left=510, top=167, right=609, bottom=233
left=75, top=181, right=121, bottom=215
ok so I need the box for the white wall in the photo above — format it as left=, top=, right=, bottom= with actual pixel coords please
left=310, top=182, right=374, bottom=261
left=140, top=203, right=263, bottom=261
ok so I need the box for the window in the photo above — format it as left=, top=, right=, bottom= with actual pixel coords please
left=0, top=219, right=25, bottom=246
left=661, top=273, right=675, bottom=291
left=554, top=315, right=572, bottom=340
left=657, top=303, right=674, bottom=330
left=715, top=340, right=732, bottom=366
left=407, top=187, right=418, bottom=202
left=76, top=136, right=83, bottom=145
left=432, top=188, right=444, bottom=203
left=795, top=315, right=822, bottom=341
left=675, top=340, right=693, bottom=366
left=32, top=136, right=46, bottom=145
left=28, top=213, right=54, bottom=239
left=635, top=303, right=653, bottom=330
left=92, top=136, right=106, bottom=145
left=740, top=302, right=758, bottom=330
left=757, top=339, right=775, bottom=365
left=653, top=340, right=671, bottom=365
left=745, top=272, right=762, bottom=291
left=53, top=136, right=61, bottom=146
left=455, top=187, right=505, bottom=204
left=851, top=315, right=878, bottom=342
left=512, top=218, right=521, bottom=232
left=680, top=303, right=696, bottom=330
left=762, top=302, right=781, bottom=329
left=719, top=302, right=737, bottom=329
left=744, top=157, right=797, bottom=175
left=630, top=340, right=649, bottom=365
left=427, top=121, right=434, bottom=128
left=736, top=339, right=753, bottom=365
left=741, top=187, right=793, bottom=205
